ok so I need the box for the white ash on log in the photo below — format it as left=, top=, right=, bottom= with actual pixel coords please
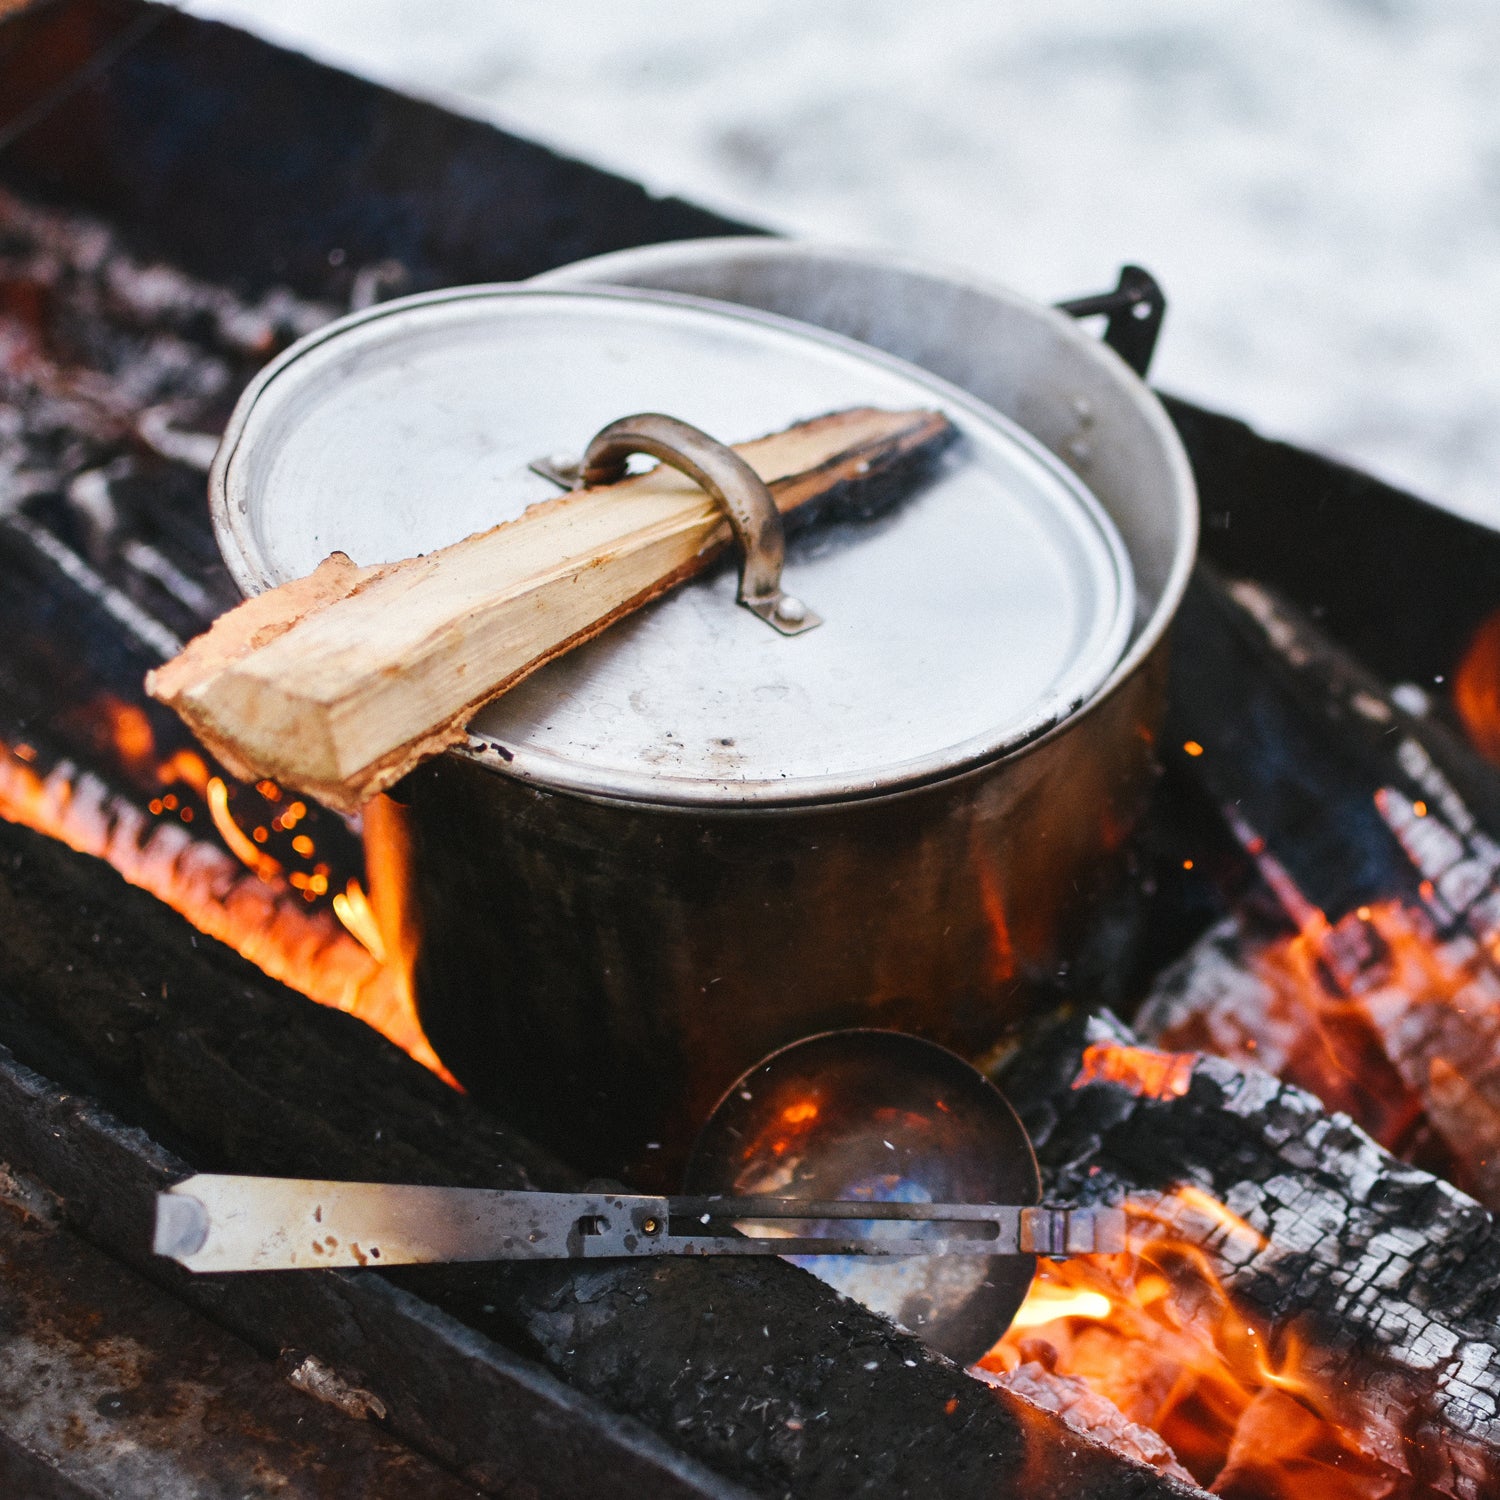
left=1139, top=896, right=1500, bottom=1209
left=0, top=185, right=334, bottom=655
left=974, top=1363, right=1196, bottom=1486
left=1001, top=1009, right=1500, bottom=1500
left=1135, top=912, right=1440, bottom=1167
left=1215, top=572, right=1500, bottom=840
left=0, top=811, right=1197, bottom=1500
left=1164, top=564, right=1500, bottom=936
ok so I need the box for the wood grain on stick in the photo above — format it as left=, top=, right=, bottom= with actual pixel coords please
left=148, top=407, right=951, bottom=813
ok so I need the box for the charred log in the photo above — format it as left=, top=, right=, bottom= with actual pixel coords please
left=0, top=177, right=1190, bottom=1496
left=0, top=1041, right=751, bottom=1500
left=0, top=811, right=1193, bottom=1498
left=1166, top=563, right=1500, bottom=914
left=1002, top=1009, right=1500, bottom=1499
left=1164, top=397, right=1500, bottom=690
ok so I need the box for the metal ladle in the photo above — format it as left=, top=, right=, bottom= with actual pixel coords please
left=154, top=1031, right=1120, bottom=1366
left=685, top=1029, right=1045, bottom=1365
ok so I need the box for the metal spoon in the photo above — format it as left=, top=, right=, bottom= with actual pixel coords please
left=685, top=1029, right=1052, bottom=1364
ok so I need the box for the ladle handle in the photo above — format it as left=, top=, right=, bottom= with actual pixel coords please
left=155, top=1176, right=1126, bottom=1271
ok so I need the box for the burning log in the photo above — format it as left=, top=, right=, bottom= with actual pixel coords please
left=10, top=28, right=1500, bottom=1488
left=0, top=810, right=1195, bottom=1498
left=147, top=405, right=954, bottom=812
left=0, top=182, right=1183, bottom=1487
left=1142, top=566, right=1500, bottom=1206
left=0, top=1047, right=747, bottom=1500
left=0, top=523, right=445, bottom=1075
left=975, top=1362, right=1197, bottom=1485
left=1000, top=1009, right=1500, bottom=1498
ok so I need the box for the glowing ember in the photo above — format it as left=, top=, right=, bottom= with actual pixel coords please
left=1075, top=1042, right=1196, bottom=1100
left=206, top=774, right=281, bottom=881
left=1139, top=778, right=1500, bottom=1206
left=1148, top=886, right=1500, bottom=1206
left=0, top=737, right=453, bottom=1085
left=1454, top=608, right=1500, bottom=767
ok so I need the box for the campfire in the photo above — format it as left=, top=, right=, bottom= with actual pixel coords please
left=3, top=5, right=1500, bottom=1497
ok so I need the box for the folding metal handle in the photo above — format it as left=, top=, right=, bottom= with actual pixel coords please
left=153, top=1175, right=1129, bottom=1271
left=581, top=413, right=821, bottom=636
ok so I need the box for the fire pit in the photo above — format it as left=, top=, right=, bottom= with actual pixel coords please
left=2, top=3, right=1500, bottom=1497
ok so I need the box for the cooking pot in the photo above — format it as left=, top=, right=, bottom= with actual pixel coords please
left=210, top=247, right=1196, bottom=1187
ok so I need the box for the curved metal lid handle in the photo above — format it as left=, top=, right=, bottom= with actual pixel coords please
left=581, top=413, right=822, bottom=637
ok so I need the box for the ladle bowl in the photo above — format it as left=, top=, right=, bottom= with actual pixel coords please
left=685, top=1029, right=1041, bottom=1365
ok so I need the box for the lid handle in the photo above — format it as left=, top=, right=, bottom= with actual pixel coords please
left=581, top=413, right=822, bottom=636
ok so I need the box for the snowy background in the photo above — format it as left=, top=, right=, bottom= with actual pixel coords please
left=187, top=0, right=1500, bottom=530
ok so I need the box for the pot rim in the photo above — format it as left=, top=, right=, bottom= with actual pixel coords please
left=504, top=237, right=1197, bottom=808
left=211, top=277, right=1144, bottom=810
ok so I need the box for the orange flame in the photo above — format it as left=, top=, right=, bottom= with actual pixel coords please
left=0, top=738, right=453, bottom=1085
left=1454, top=607, right=1500, bottom=766
left=1154, top=892, right=1500, bottom=1206
left=983, top=1188, right=1404, bottom=1495
left=206, top=775, right=281, bottom=882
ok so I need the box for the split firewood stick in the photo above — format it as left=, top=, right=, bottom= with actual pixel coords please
left=147, top=406, right=953, bottom=814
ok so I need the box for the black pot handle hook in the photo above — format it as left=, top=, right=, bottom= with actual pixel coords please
left=1055, top=265, right=1166, bottom=380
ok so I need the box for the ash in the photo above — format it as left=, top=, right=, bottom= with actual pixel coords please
left=0, top=187, right=335, bottom=648
left=0, top=187, right=363, bottom=918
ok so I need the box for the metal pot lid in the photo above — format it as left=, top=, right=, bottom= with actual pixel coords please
left=215, top=285, right=1133, bottom=807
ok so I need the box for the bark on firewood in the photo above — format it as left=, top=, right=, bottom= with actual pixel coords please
left=0, top=811, right=1192, bottom=1498
left=1001, top=1009, right=1500, bottom=1500
left=147, top=407, right=954, bottom=813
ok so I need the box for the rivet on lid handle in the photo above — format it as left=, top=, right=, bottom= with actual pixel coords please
left=581, top=413, right=822, bottom=637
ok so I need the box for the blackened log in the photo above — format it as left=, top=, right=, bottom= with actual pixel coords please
left=0, top=1160, right=483, bottom=1499
left=1002, top=1009, right=1500, bottom=1500
left=1193, top=568, right=1500, bottom=950
left=1155, top=566, right=1500, bottom=1201
left=1165, top=565, right=1438, bottom=920
left=0, top=813, right=1194, bottom=1498
left=1181, top=564, right=1500, bottom=856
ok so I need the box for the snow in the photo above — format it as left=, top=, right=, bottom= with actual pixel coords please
left=185, top=0, right=1500, bottom=530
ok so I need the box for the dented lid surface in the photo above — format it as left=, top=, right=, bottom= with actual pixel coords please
left=215, top=285, right=1133, bottom=806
